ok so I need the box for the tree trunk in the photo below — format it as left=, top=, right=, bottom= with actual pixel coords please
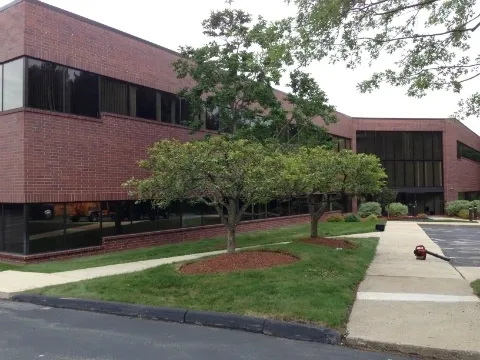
left=310, top=214, right=319, bottom=238
left=227, top=226, right=236, bottom=253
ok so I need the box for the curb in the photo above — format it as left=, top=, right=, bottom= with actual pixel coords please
left=11, top=294, right=342, bottom=345
left=346, top=336, right=480, bottom=360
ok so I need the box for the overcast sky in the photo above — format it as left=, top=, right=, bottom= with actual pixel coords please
left=3, top=0, right=479, bottom=134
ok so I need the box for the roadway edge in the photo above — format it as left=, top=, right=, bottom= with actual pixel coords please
left=346, top=336, right=480, bottom=360
left=11, top=294, right=342, bottom=345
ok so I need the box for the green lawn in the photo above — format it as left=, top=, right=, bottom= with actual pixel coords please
left=31, top=237, right=379, bottom=329
left=3, top=221, right=383, bottom=274
left=471, top=280, right=480, bottom=297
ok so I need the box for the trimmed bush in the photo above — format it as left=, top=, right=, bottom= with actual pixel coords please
left=387, top=202, right=409, bottom=217
left=357, top=202, right=382, bottom=218
left=445, top=200, right=471, bottom=217
left=344, top=213, right=360, bottom=222
left=326, top=214, right=345, bottom=222
left=458, top=209, right=470, bottom=220
left=366, top=214, right=378, bottom=221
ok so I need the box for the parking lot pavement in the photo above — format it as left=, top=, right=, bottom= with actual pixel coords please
left=420, top=225, right=480, bottom=267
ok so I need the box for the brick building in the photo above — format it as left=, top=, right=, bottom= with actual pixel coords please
left=1, top=0, right=479, bottom=260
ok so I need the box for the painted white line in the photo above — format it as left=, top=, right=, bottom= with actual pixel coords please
left=357, top=292, right=479, bottom=303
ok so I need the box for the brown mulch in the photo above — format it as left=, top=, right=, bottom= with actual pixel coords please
left=180, top=251, right=299, bottom=275
left=300, top=237, right=357, bottom=249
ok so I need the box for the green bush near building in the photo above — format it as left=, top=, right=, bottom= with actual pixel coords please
left=386, top=203, right=409, bottom=217
left=357, top=202, right=382, bottom=218
left=445, top=200, right=473, bottom=217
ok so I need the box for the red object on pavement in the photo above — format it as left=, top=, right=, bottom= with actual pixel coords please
left=414, top=245, right=427, bottom=260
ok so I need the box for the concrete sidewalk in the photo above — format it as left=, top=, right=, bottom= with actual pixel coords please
left=0, top=241, right=294, bottom=298
left=347, top=221, right=480, bottom=359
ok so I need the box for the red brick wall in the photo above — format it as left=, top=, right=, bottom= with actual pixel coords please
left=444, top=120, right=480, bottom=202
left=0, top=213, right=324, bottom=263
left=0, top=111, right=25, bottom=203
left=22, top=109, right=210, bottom=203
left=0, top=1, right=25, bottom=63
left=103, top=215, right=312, bottom=252
left=355, top=118, right=480, bottom=203
left=19, top=0, right=353, bottom=139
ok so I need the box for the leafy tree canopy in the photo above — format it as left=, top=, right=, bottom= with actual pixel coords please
left=124, top=136, right=292, bottom=252
left=288, top=0, right=480, bottom=118
left=173, top=8, right=336, bottom=146
left=283, top=148, right=386, bottom=237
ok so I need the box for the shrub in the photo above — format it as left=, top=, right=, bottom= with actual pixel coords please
left=326, top=214, right=345, bottom=222
left=416, top=213, right=429, bottom=219
left=366, top=214, right=378, bottom=221
left=387, top=202, right=409, bottom=217
left=344, top=213, right=360, bottom=222
left=458, top=209, right=470, bottom=220
left=357, top=202, right=382, bottom=218
left=445, top=200, right=471, bottom=217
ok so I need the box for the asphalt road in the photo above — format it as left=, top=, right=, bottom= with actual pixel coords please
left=0, top=300, right=412, bottom=360
left=421, top=225, right=480, bottom=267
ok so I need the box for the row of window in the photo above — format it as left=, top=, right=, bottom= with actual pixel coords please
left=382, top=160, right=443, bottom=188
left=357, top=131, right=443, bottom=161
left=457, top=141, right=480, bottom=163
left=0, top=198, right=317, bottom=255
left=330, top=135, right=352, bottom=151
left=0, top=57, right=222, bottom=130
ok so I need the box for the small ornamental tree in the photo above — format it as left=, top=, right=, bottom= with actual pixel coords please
left=283, top=147, right=340, bottom=237
left=285, top=148, right=386, bottom=237
left=124, top=137, right=289, bottom=253
left=336, top=151, right=387, bottom=202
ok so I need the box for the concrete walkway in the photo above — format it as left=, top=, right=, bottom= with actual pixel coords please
left=0, top=241, right=292, bottom=298
left=347, top=221, right=480, bottom=359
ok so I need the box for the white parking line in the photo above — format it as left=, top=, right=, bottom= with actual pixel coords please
left=357, top=292, right=479, bottom=303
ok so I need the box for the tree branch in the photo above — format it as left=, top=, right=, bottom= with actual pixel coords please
left=373, top=0, right=439, bottom=16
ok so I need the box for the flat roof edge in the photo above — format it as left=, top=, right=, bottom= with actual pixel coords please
left=0, top=0, right=182, bottom=58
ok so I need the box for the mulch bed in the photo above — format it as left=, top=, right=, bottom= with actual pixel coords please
left=301, top=237, right=357, bottom=249
left=180, top=251, right=299, bottom=275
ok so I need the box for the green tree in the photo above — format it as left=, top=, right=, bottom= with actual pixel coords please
left=288, top=0, right=480, bottom=118
left=173, top=8, right=336, bottom=145
left=124, top=137, right=290, bottom=253
left=372, top=187, right=399, bottom=213
left=337, top=151, right=387, bottom=201
left=284, top=148, right=386, bottom=237
left=283, top=147, right=340, bottom=237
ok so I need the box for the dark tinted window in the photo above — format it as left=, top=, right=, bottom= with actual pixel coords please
left=65, top=68, right=99, bottom=117
left=423, top=133, right=433, bottom=160
left=457, top=141, right=480, bottom=163
left=356, top=131, right=366, bottom=153
left=404, top=132, right=414, bottom=160
left=413, top=133, right=423, bottom=160
left=160, top=92, right=175, bottom=123
left=136, top=86, right=156, bottom=120
left=27, top=58, right=65, bottom=112
left=395, top=161, right=404, bottom=187
left=3, top=58, right=24, bottom=110
left=424, top=161, right=434, bottom=187
left=100, top=77, right=128, bottom=115
left=405, top=161, right=415, bottom=187
left=394, top=132, right=404, bottom=160
left=415, top=161, right=424, bottom=187
left=384, top=132, right=395, bottom=160
left=174, top=98, right=191, bottom=125
left=433, top=133, right=443, bottom=160
left=434, top=161, right=443, bottom=187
